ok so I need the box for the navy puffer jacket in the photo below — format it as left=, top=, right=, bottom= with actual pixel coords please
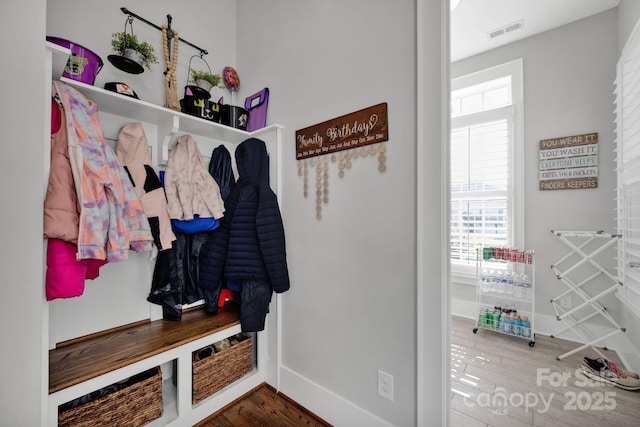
left=208, top=145, right=236, bottom=201
left=199, top=138, right=290, bottom=329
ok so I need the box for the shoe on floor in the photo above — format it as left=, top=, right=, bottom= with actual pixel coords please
left=581, top=360, right=640, bottom=391
left=583, top=356, right=640, bottom=379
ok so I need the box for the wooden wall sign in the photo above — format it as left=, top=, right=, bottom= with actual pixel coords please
left=296, top=103, right=390, bottom=220
left=538, top=132, right=598, bottom=191
left=295, top=103, right=388, bottom=160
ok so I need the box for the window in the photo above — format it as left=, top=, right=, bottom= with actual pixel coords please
left=450, top=60, right=524, bottom=280
left=615, top=27, right=640, bottom=317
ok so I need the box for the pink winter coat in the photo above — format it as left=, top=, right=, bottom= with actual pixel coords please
left=46, top=239, right=106, bottom=301
left=44, top=98, right=79, bottom=242
left=44, top=98, right=106, bottom=301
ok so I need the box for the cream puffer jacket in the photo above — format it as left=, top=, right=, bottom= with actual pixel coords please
left=164, top=134, right=225, bottom=221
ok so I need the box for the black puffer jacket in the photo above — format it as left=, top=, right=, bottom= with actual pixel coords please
left=198, top=144, right=237, bottom=312
left=200, top=138, right=290, bottom=331
left=208, top=145, right=236, bottom=201
left=148, top=232, right=209, bottom=321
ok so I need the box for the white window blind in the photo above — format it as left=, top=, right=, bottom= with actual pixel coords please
left=451, top=117, right=510, bottom=265
left=615, top=30, right=640, bottom=316
left=450, top=59, right=524, bottom=279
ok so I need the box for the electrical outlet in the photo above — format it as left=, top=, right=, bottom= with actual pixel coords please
left=559, top=295, right=572, bottom=310
left=378, top=370, right=394, bottom=401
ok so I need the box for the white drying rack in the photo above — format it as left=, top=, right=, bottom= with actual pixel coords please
left=549, top=230, right=626, bottom=360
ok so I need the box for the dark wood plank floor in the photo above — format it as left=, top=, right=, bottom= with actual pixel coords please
left=196, top=384, right=332, bottom=427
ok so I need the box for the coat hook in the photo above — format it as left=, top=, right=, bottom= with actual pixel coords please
left=166, top=14, right=174, bottom=39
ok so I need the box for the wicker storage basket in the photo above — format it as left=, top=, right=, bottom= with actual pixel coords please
left=58, top=366, right=162, bottom=427
left=192, top=334, right=253, bottom=404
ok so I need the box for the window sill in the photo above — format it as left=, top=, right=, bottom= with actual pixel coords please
left=450, top=271, right=477, bottom=287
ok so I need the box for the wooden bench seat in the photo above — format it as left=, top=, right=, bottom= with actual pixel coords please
left=49, top=305, right=241, bottom=394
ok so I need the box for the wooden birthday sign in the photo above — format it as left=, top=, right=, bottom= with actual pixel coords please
left=295, top=103, right=389, bottom=160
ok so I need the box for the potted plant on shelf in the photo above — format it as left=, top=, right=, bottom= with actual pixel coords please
left=190, top=69, right=223, bottom=93
left=109, top=32, right=158, bottom=74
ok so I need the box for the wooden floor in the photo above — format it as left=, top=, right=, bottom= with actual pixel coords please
left=451, top=315, right=640, bottom=427
left=195, top=383, right=332, bottom=427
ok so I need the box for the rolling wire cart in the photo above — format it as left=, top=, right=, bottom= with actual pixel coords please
left=473, top=246, right=536, bottom=347
left=549, top=230, right=626, bottom=360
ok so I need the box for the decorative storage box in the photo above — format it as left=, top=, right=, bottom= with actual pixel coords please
left=219, top=104, right=249, bottom=130
left=58, top=367, right=162, bottom=427
left=192, top=334, right=253, bottom=404
left=180, top=94, right=221, bottom=123
left=46, top=36, right=104, bottom=86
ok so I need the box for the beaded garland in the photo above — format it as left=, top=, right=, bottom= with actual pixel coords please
left=162, top=24, right=180, bottom=111
left=297, top=142, right=387, bottom=220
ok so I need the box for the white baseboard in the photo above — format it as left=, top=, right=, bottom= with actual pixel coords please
left=614, top=292, right=640, bottom=373
left=617, top=349, right=640, bottom=376
left=276, top=365, right=393, bottom=427
left=451, top=297, right=477, bottom=320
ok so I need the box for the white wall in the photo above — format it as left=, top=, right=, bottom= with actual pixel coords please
left=0, top=0, right=447, bottom=425
left=451, top=10, right=621, bottom=342
left=47, top=0, right=237, bottom=108
left=618, top=0, right=640, bottom=56
left=0, top=0, right=47, bottom=425
left=237, top=1, right=443, bottom=425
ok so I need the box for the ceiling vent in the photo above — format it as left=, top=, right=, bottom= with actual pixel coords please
left=488, top=19, right=524, bottom=39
